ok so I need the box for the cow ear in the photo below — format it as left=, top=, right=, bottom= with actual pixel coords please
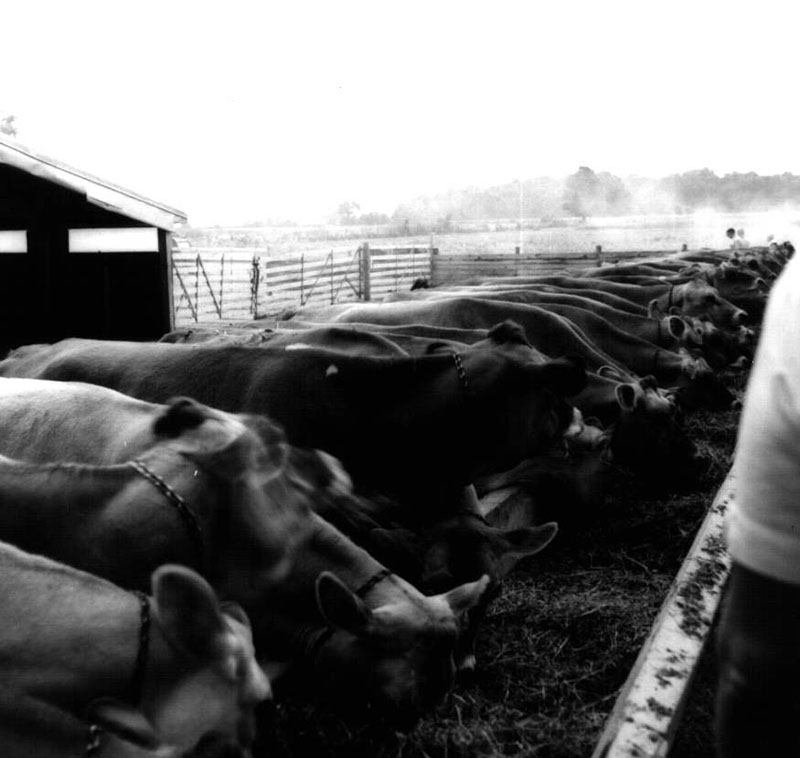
left=598, top=364, right=625, bottom=382
left=503, top=522, right=558, bottom=557
left=534, top=355, right=586, bottom=395
left=441, top=574, right=490, bottom=616
left=152, top=565, right=230, bottom=662
left=488, top=320, right=530, bottom=346
left=424, top=341, right=458, bottom=355
left=88, top=698, right=159, bottom=749
left=219, top=601, right=251, bottom=629
left=667, top=316, right=686, bottom=339
left=496, top=522, right=559, bottom=576
left=153, top=397, right=210, bottom=437
left=647, top=299, right=664, bottom=318
left=615, top=383, right=637, bottom=411
left=315, top=571, right=372, bottom=633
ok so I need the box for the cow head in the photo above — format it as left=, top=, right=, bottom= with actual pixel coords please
left=324, top=320, right=586, bottom=502
left=310, top=570, right=490, bottom=726
left=416, top=518, right=557, bottom=675
left=604, top=375, right=707, bottom=487
left=660, top=278, right=748, bottom=327
left=668, top=350, right=735, bottom=411
left=90, top=565, right=270, bottom=754
left=148, top=398, right=314, bottom=597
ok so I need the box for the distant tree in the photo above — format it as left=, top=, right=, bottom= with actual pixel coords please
left=357, top=211, right=391, bottom=225
left=0, top=115, right=17, bottom=137
left=562, top=167, right=631, bottom=217
left=337, top=201, right=361, bottom=225
left=562, top=166, right=601, bottom=219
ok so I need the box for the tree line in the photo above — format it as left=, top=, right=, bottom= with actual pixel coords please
left=373, top=167, right=800, bottom=230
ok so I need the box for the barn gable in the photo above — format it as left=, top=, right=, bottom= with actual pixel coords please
left=0, top=135, right=188, bottom=351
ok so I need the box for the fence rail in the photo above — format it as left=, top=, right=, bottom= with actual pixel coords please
left=171, top=244, right=684, bottom=326
left=171, top=244, right=433, bottom=326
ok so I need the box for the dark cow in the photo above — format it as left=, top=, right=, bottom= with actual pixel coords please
left=160, top=324, right=410, bottom=357
left=0, top=336, right=586, bottom=515
left=276, top=319, right=706, bottom=486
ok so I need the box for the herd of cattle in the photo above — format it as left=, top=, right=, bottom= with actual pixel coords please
left=0, top=241, right=790, bottom=756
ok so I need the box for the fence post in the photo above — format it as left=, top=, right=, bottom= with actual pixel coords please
left=429, top=246, right=438, bottom=286
left=300, top=253, right=305, bottom=305
left=195, top=255, right=200, bottom=317
left=330, top=251, right=335, bottom=304
left=360, top=243, right=371, bottom=301
left=219, top=254, right=224, bottom=319
left=250, top=256, right=260, bottom=318
left=262, top=248, right=268, bottom=307
left=595, top=244, right=603, bottom=265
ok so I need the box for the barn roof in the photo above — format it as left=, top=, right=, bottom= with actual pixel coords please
left=0, top=134, right=188, bottom=231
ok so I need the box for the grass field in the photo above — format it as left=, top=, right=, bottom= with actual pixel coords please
left=185, top=210, right=800, bottom=258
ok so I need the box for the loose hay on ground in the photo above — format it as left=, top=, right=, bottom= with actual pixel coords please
left=260, top=394, right=742, bottom=758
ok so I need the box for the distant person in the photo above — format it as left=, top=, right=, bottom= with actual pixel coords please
left=725, top=228, right=736, bottom=249
left=735, top=228, right=749, bottom=248
left=714, top=248, right=800, bottom=757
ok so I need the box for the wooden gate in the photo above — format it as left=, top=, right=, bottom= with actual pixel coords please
left=171, top=245, right=434, bottom=327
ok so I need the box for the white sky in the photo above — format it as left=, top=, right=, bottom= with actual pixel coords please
left=3, top=0, right=800, bottom=225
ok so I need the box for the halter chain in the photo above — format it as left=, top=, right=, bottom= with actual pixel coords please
left=452, top=353, right=469, bottom=391
left=355, top=568, right=393, bottom=598
left=129, top=459, right=204, bottom=561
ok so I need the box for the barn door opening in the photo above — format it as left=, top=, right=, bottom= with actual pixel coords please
left=58, top=227, right=169, bottom=341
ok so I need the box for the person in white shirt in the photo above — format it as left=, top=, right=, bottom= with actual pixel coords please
left=715, top=245, right=800, bottom=757
left=725, top=227, right=737, bottom=249
left=735, top=228, right=749, bottom=249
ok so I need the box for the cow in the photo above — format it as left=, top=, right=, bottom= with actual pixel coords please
left=274, top=320, right=706, bottom=487
left=0, top=386, right=315, bottom=595
left=0, top=336, right=586, bottom=517
left=160, top=325, right=410, bottom=357
left=474, top=275, right=748, bottom=327
left=282, top=296, right=732, bottom=408
left=0, top=543, right=269, bottom=758
left=0, top=378, right=494, bottom=725
left=414, top=287, right=702, bottom=353
left=243, top=511, right=491, bottom=725
left=0, top=410, right=318, bottom=604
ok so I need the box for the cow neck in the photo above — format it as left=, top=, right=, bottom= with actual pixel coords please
left=651, top=348, right=662, bottom=377
left=129, top=456, right=206, bottom=568
left=85, top=588, right=151, bottom=752
left=451, top=352, right=470, bottom=392
left=0, top=553, right=150, bottom=716
left=306, top=515, right=397, bottom=607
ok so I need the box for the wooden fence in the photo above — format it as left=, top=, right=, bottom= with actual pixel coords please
left=429, top=246, right=683, bottom=285
left=171, top=244, right=432, bottom=326
left=171, top=244, right=686, bottom=326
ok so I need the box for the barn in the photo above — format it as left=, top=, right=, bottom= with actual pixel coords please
left=0, top=134, right=187, bottom=352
